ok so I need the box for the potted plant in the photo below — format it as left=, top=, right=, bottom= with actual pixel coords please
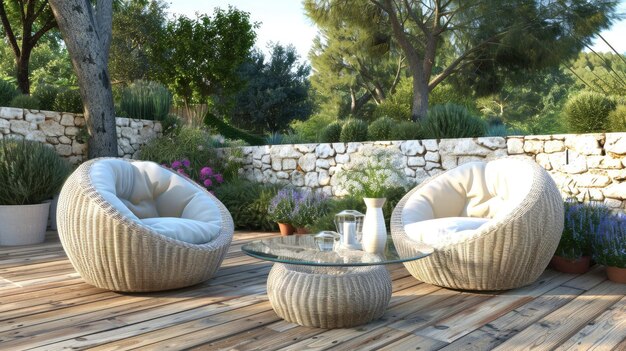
left=0, top=139, right=70, bottom=246
left=594, top=214, right=626, bottom=283
left=268, top=188, right=298, bottom=235
left=552, top=201, right=610, bottom=274
left=291, top=190, right=330, bottom=235
left=339, top=147, right=405, bottom=253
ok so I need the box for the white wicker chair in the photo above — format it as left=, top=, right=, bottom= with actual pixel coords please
left=57, top=158, right=234, bottom=292
left=391, top=158, right=564, bottom=290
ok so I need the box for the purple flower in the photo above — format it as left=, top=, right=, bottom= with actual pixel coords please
left=203, top=178, right=213, bottom=188
left=182, top=159, right=191, bottom=168
left=214, top=173, right=224, bottom=183
left=171, top=160, right=182, bottom=169
left=200, top=167, right=213, bottom=177
left=177, top=168, right=187, bottom=177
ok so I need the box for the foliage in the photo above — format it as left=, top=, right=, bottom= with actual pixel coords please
left=110, top=0, right=168, bottom=85
left=204, top=112, right=264, bottom=145
left=153, top=7, right=256, bottom=109
left=609, top=105, right=626, bottom=132
left=593, top=214, right=626, bottom=268
left=264, top=132, right=284, bottom=146
left=120, top=80, right=172, bottom=121
left=320, top=121, right=343, bottom=143
left=372, top=77, right=413, bottom=122
left=9, top=94, right=40, bottom=109
left=340, top=119, right=368, bottom=142
left=213, top=180, right=281, bottom=231
left=229, top=44, right=313, bottom=134
left=338, top=147, right=406, bottom=198
left=290, top=113, right=335, bottom=142
left=564, top=91, right=616, bottom=133
left=556, top=201, right=611, bottom=259
left=163, top=159, right=224, bottom=192
left=421, top=104, right=486, bottom=139
left=0, top=79, right=18, bottom=106
left=569, top=52, right=626, bottom=96
left=368, top=116, right=394, bottom=140
left=0, top=139, right=70, bottom=205
left=53, top=88, right=83, bottom=113
left=390, top=121, right=422, bottom=140
left=290, top=190, right=330, bottom=228
left=267, top=188, right=298, bottom=223
left=32, top=84, right=59, bottom=111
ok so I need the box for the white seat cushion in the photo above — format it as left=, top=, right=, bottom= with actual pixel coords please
left=405, top=217, right=489, bottom=248
left=89, top=159, right=222, bottom=244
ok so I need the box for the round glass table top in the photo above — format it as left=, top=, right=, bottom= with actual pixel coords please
left=241, top=234, right=433, bottom=267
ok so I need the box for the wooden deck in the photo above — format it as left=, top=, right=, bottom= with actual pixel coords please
left=1, top=231, right=625, bottom=351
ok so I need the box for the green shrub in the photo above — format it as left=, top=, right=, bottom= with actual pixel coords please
left=204, top=112, right=264, bottom=146
left=390, top=121, right=422, bottom=140
left=53, top=89, right=83, bottom=113
left=609, top=105, right=626, bottom=132
left=340, top=119, right=368, bottom=142
left=120, top=80, right=172, bottom=121
left=9, top=94, right=40, bottom=110
left=290, top=113, right=335, bottom=142
left=319, top=121, right=343, bottom=143
left=0, top=79, right=18, bottom=106
left=213, top=180, right=281, bottom=231
left=0, top=139, right=71, bottom=205
left=421, top=103, right=486, bottom=139
left=564, top=91, right=616, bottom=133
left=265, top=132, right=284, bottom=145
left=368, top=117, right=394, bottom=140
left=33, top=84, right=60, bottom=111
left=486, top=124, right=509, bottom=137
left=282, top=131, right=305, bottom=145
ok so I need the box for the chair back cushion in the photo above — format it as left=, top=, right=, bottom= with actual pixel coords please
left=89, top=159, right=222, bottom=244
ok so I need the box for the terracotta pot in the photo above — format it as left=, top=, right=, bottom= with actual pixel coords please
left=606, top=266, right=626, bottom=284
left=277, top=222, right=295, bottom=236
left=550, top=255, right=591, bottom=274
left=295, top=227, right=309, bottom=235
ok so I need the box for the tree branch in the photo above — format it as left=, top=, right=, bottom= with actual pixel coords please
left=30, top=15, right=56, bottom=45
left=0, top=1, right=21, bottom=57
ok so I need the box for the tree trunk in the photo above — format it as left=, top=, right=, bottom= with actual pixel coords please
left=409, top=61, right=429, bottom=122
left=16, top=48, right=31, bottom=94
left=48, top=0, right=117, bottom=158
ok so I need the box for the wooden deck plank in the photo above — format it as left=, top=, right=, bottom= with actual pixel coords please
left=493, top=280, right=626, bottom=351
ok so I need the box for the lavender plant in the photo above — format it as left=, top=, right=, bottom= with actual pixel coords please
left=291, top=190, right=330, bottom=228
left=267, top=188, right=299, bottom=223
left=555, top=201, right=611, bottom=259
left=593, top=214, right=626, bottom=268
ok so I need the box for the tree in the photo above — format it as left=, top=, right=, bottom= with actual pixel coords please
left=230, top=44, right=313, bottom=133
left=0, top=0, right=57, bottom=94
left=306, top=3, right=405, bottom=118
left=153, top=7, right=256, bottom=116
left=109, top=0, right=168, bottom=86
left=568, top=52, right=626, bottom=96
left=306, top=0, right=618, bottom=122
left=48, top=0, right=117, bottom=158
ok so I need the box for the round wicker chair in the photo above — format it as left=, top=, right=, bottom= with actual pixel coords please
left=57, top=158, right=234, bottom=292
left=391, top=157, right=564, bottom=291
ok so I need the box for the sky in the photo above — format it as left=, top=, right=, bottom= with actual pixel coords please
left=166, top=0, right=626, bottom=60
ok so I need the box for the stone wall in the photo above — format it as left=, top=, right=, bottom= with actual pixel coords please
left=229, top=132, right=626, bottom=209
left=0, top=107, right=162, bottom=164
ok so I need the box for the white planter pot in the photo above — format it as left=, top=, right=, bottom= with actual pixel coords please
left=361, top=198, right=387, bottom=254
left=48, top=194, right=60, bottom=230
left=0, top=202, right=51, bottom=246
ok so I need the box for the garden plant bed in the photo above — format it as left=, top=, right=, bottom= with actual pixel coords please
left=0, top=232, right=625, bottom=350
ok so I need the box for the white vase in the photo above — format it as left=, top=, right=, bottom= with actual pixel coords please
left=361, top=198, right=387, bottom=254
left=0, top=202, right=50, bottom=246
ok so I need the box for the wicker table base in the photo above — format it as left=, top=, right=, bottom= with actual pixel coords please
left=266, top=263, right=392, bottom=328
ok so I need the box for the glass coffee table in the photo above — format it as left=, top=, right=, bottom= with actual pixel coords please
left=242, top=234, right=433, bottom=329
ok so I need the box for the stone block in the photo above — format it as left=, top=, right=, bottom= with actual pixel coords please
left=333, top=143, right=346, bottom=154
left=439, top=138, right=490, bottom=156
left=291, top=171, right=305, bottom=187
left=9, top=120, right=31, bottom=135
left=295, top=143, right=317, bottom=153
left=458, top=156, right=484, bottom=165
left=25, top=130, right=46, bottom=142
left=39, top=120, right=65, bottom=136
left=0, top=118, right=9, bottom=134
left=60, top=113, right=75, bottom=126
left=271, top=145, right=303, bottom=159
left=263, top=170, right=277, bottom=184
left=404, top=167, right=416, bottom=177
left=424, top=151, right=440, bottom=162
left=603, top=183, right=626, bottom=200
left=422, top=139, right=438, bottom=152
left=42, top=110, right=61, bottom=121
left=586, top=156, right=623, bottom=170
left=25, top=112, right=45, bottom=124
left=59, top=136, right=72, bottom=145
left=130, top=120, right=143, bottom=129
left=0, top=107, right=23, bottom=119
left=72, top=141, right=88, bottom=155
left=415, top=169, right=429, bottom=182
left=305, top=172, right=319, bottom=187
left=154, top=122, right=162, bottom=133
left=65, top=127, right=80, bottom=136
left=74, top=117, right=86, bottom=127
left=507, top=138, right=524, bottom=154
left=400, top=140, right=425, bottom=156
left=318, top=170, right=330, bottom=186
left=315, top=143, right=335, bottom=158
left=46, top=137, right=59, bottom=145
left=605, top=133, right=626, bottom=156
left=407, top=156, right=426, bottom=167
left=604, top=198, right=623, bottom=208
left=573, top=174, right=611, bottom=188
left=253, top=159, right=263, bottom=168
left=607, top=169, right=626, bottom=181
left=55, top=144, right=72, bottom=156
left=523, top=140, right=544, bottom=154
left=441, top=155, right=457, bottom=170
left=253, top=146, right=269, bottom=160
left=276, top=171, right=289, bottom=179
left=564, top=134, right=603, bottom=155
left=346, top=142, right=362, bottom=153
left=477, top=137, right=506, bottom=150
left=261, top=154, right=271, bottom=164
left=298, top=153, right=317, bottom=172
left=425, top=161, right=439, bottom=171
left=282, top=159, right=297, bottom=170
left=535, top=153, right=552, bottom=170
left=316, top=159, right=331, bottom=169
left=544, top=140, right=565, bottom=153
left=335, top=154, right=350, bottom=164
left=115, top=117, right=130, bottom=127
left=271, top=158, right=282, bottom=171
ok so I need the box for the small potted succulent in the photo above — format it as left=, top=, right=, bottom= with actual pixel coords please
left=552, top=201, right=610, bottom=274
left=291, top=190, right=330, bottom=234
left=593, top=214, right=626, bottom=283
left=268, top=188, right=298, bottom=235
left=0, top=139, right=71, bottom=246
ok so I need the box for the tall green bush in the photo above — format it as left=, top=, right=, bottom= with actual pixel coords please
left=9, top=95, right=40, bottom=110
left=609, top=105, right=626, bottom=132
left=368, top=116, right=394, bottom=140
left=390, top=121, right=422, bottom=140
left=33, top=84, right=60, bottom=111
left=0, top=139, right=71, bottom=205
left=421, top=103, right=486, bottom=139
left=564, top=91, right=616, bottom=133
left=120, top=80, right=172, bottom=121
left=319, top=121, right=343, bottom=143
left=0, top=79, right=18, bottom=106
left=213, top=180, right=281, bottom=231
left=53, top=89, right=83, bottom=113
left=340, top=119, right=368, bottom=142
